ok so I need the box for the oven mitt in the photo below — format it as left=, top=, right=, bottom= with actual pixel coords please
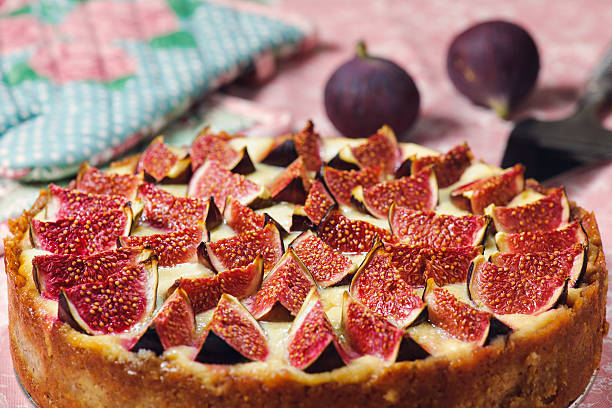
left=0, top=0, right=314, bottom=181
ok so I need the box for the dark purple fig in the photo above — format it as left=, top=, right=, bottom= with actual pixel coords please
left=324, top=42, right=420, bottom=139
left=447, top=20, right=540, bottom=118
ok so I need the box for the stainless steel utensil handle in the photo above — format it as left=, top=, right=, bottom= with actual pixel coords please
left=579, top=42, right=612, bottom=109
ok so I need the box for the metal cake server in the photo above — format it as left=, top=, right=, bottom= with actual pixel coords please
left=501, top=43, right=612, bottom=180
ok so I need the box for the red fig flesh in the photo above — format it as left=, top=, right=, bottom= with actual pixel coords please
left=389, top=206, right=489, bottom=248
left=318, top=209, right=396, bottom=253
left=322, top=166, right=382, bottom=206
left=294, top=120, right=323, bottom=172
left=348, top=126, right=402, bottom=174
left=407, top=143, right=473, bottom=188
left=290, top=230, right=354, bottom=287
left=286, top=288, right=335, bottom=370
left=208, top=294, right=268, bottom=361
left=268, top=157, right=311, bottom=204
left=490, top=188, right=569, bottom=233
left=154, top=288, right=201, bottom=350
left=76, top=163, right=142, bottom=199
left=451, top=164, right=525, bottom=214
left=137, top=136, right=190, bottom=182
left=495, top=222, right=587, bottom=253
left=46, top=184, right=128, bottom=221
left=291, top=180, right=335, bottom=230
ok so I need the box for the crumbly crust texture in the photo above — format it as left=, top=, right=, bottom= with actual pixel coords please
left=5, top=194, right=609, bottom=408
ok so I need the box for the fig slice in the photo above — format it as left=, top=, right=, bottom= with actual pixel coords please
left=223, top=197, right=287, bottom=237
left=294, top=120, right=323, bottom=172
left=317, top=208, right=396, bottom=253
left=467, top=255, right=569, bottom=315
left=58, top=256, right=158, bottom=336
left=205, top=222, right=284, bottom=273
left=188, top=159, right=269, bottom=213
left=321, top=165, right=383, bottom=206
left=495, top=221, right=587, bottom=253
left=33, top=247, right=153, bottom=300
left=351, top=166, right=438, bottom=218
left=119, top=225, right=206, bottom=267
left=208, top=294, right=269, bottom=362
left=399, top=143, right=473, bottom=187
left=331, top=126, right=402, bottom=175
left=30, top=207, right=133, bottom=256
left=451, top=164, right=525, bottom=214
left=423, top=279, right=491, bottom=346
left=76, top=163, right=142, bottom=200
left=243, top=249, right=316, bottom=319
left=336, top=291, right=403, bottom=364
left=260, top=134, right=298, bottom=167
left=137, top=136, right=190, bottom=182
left=153, top=288, right=203, bottom=353
left=385, top=243, right=483, bottom=287
left=189, top=128, right=255, bottom=174
left=46, top=184, right=129, bottom=221
left=289, top=230, right=354, bottom=287
left=268, top=157, right=312, bottom=204
left=389, top=205, right=490, bottom=248
left=137, top=183, right=222, bottom=232
left=291, top=180, right=336, bottom=231
left=490, top=244, right=586, bottom=287
left=176, top=256, right=264, bottom=313
left=489, top=188, right=570, bottom=233
left=286, top=288, right=335, bottom=370
left=350, top=240, right=425, bottom=328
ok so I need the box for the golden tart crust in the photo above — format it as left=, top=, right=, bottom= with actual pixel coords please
left=5, top=192, right=608, bottom=408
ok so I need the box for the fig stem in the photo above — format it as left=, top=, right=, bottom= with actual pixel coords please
left=356, top=41, right=369, bottom=58
left=488, top=99, right=510, bottom=119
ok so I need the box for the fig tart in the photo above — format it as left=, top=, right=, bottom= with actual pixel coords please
left=5, top=123, right=608, bottom=407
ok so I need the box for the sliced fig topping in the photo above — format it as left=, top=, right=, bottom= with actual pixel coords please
left=208, top=294, right=268, bottom=361
left=495, top=222, right=587, bottom=253
left=30, top=208, right=132, bottom=256
left=58, top=257, right=158, bottom=335
left=46, top=184, right=128, bottom=221
left=137, top=183, right=221, bottom=231
left=490, top=244, right=586, bottom=287
left=175, top=257, right=263, bottom=314
left=286, top=288, right=335, bottom=370
left=154, top=288, right=201, bottom=350
left=33, top=247, right=153, bottom=300
left=490, top=188, right=570, bottom=233
left=137, top=136, right=190, bottom=182
left=337, top=291, right=403, bottom=364
left=188, top=159, right=268, bottom=213
left=291, top=180, right=335, bottom=231
left=294, top=120, right=323, bottom=171
left=189, top=129, right=255, bottom=174
left=290, top=230, right=354, bottom=287
left=389, top=205, right=489, bottom=248
left=322, top=166, right=382, bottom=206
left=348, top=126, right=402, bottom=174
left=119, top=225, right=205, bottom=267
left=261, top=134, right=298, bottom=167
left=243, top=249, right=316, bottom=319
left=451, top=164, right=525, bottom=214
left=350, top=240, right=424, bottom=328
left=76, top=163, right=142, bottom=199
left=386, top=243, right=482, bottom=287
left=351, top=167, right=438, bottom=218
left=468, top=255, right=568, bottom=315
left=318, top=208, right=396, bottom=253
left=223, top=196, right=266, bottom=234
left=423, top=279, right=491, bottom=346
left=268, top=157, right=311, bottom=204
left=406, top=143, right=473, bottom=187
left=205, top=222, right=284, bottom=272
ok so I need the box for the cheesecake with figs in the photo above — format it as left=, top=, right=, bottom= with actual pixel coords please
left=5, top=122, right=608, bottom=407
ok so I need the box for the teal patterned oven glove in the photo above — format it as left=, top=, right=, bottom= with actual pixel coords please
left=0, top=0, right=314, bottom=181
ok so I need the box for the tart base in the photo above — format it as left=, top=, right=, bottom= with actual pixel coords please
left=5, top=198, right=609, bottom=408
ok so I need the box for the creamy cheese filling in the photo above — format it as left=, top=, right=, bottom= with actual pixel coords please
left=19, top=135, right=577, bottom=369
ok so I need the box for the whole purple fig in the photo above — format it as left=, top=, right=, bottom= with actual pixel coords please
left=447, top=20, right=540, bottom=118
left=324, top=42, right=420, bottom=139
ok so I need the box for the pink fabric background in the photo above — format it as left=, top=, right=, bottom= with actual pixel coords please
left=1, top=0, right=611, bottom=406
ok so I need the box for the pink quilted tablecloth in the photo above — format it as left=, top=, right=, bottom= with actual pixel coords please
left=1, top=0, right=611, bottom=406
